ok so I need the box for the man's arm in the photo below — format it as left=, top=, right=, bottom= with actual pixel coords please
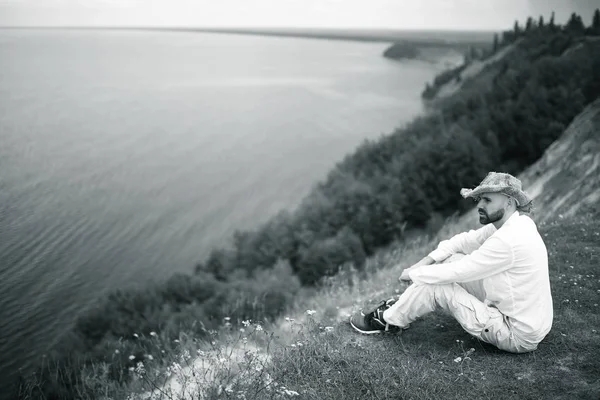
left=408, top=235, right=513, bottom=285
left=428, top=224, right=496, bottom=263
left=399, top=255, right=435, bottom=282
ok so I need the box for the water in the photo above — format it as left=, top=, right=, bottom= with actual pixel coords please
left=0, top=28, right=454, bottom=389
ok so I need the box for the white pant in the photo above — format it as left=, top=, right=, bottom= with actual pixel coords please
left=382, top=255, right=536, bottom=353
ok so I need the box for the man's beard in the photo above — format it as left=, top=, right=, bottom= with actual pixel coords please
left=479, top=208, right=505, bottom=224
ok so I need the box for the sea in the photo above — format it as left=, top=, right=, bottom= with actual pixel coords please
left=0, top=28, right=460, bottom=392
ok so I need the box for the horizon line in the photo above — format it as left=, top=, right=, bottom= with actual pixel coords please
left=0, top=25, right=498, bottom=44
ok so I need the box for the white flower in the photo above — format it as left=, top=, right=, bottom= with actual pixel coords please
left=324, top=326, right=334, bottom=332
left=453, top=357, right=462, bottom=363
left=150, top=331, right=157, bottom=337
left=306, top=310, right=316, bottom=316
left=129, top=355, right=136, bottom=360
left=224, top=317, right=231, bottom=321
left=135, top=361, right=145, bottom=375
left=219, top=357, right=227, bottom=363
left=197, top=349, right=205, bottom=356
left=240, top=328, right=245, bottom=333
left=133, top=333, right=139, bottom=338
left=174, top=339, right=180, bottom=343
left=114, top=349, right=120, bottom=354
left=256, top=325, right=263, bottom=331
left=146, top=355, right=154, bottom=360
left=283, top=389, right=300, bottom=396
left=242, top=320, right=251, bottom=327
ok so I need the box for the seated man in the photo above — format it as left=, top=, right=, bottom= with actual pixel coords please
left=350, top=172, right=553, bottom=353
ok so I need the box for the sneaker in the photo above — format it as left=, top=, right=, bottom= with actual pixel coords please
left=350, top=298, right=399, bottom=334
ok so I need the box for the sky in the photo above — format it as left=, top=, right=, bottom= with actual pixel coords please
left=0, top=0, right=598, bottom=30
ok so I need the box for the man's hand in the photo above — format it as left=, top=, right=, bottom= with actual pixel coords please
left=399, top=256, right=435, bottom=283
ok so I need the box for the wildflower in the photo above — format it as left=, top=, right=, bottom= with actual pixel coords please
left=306, top=310, right=316, bottom=316
left=133, top=333, right=139, bottom=338
left=296, top=341, right=303, bottom=347
left=129, top=355, right=136, bottom=360
left=150, top=331, right=157, bottom=337
left=242, top=320, right=251, bottom=327
left=174, top=339, right=180, bottom=343
left=224, top=317, right=231, bottom=321
left=240, top=328, right=245, bottom=333
left=197, top=349, right=205, bottom=356
left=282, top=389, right=300, bottom=396
left=285, top=317, right=295, bottom=322
left=324, top=326, right=334, bottom=332
left=291, top=344, right=296, bottom=348
left=129, top=367, right=135, bottom=372
left=135, top=361, right=145, bottom=376
left=114, top=349, right=120, bottom=354
left=146, top=355, right=154, bottom=361
left=242, top=337, right=248, bottom=344
left=256, top=325, right=263, bottom=331
left=219, top=357, right=227, bottom=363
left=453, top=357, right=462, bottom=363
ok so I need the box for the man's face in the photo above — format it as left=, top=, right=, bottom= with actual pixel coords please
left=476, top=192, right=509, bottom=225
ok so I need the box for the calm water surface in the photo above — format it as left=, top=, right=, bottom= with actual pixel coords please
left=0, top=29, right=454, bottom=389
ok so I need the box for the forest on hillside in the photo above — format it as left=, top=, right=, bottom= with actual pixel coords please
left=19, top=9, right=600, bottom=399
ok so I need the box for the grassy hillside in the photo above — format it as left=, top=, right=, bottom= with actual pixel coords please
left=168, top=211, right=600, bottom=400
left=248, top=212, right=600, bottom=400
left=20, top=209, right=598, bottom=399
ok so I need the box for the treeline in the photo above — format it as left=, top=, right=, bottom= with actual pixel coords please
left=18, top=11, right=600, bottom=399
left=422, top=9, right=600, bottom=100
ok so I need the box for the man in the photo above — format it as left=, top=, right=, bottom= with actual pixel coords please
left=350, top=172, right=553, bottom=353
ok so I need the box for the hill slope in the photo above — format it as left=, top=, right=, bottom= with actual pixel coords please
left=519, top=98, right=600, bottom=221
left=132, top=95, right=600, bottom=400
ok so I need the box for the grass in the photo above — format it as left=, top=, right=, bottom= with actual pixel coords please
left=17, top=211, right=600, bottom=399
left=216, top=211, right=600, bottom=400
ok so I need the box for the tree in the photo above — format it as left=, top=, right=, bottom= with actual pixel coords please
left=538, top=15, right=545, bottom=29
left=514, top=20, right=521, bottom=35
left=493, top=33, right=499, bottom=52
left=549, top=11, right=556, bottom=30
left=592, top=8, right=600, bottom=34
left=525, top=17, right=534, bottom=32
left=565, top=12, right=585, bottom=34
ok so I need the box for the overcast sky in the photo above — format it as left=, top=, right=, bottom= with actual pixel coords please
left=0, top=0, right=597, bottom=30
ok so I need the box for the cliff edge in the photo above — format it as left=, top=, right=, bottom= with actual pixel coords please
left=519, top=97, right=600, bottom=222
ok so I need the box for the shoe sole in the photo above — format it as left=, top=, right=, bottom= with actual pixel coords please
left=349, top=315, right=385, bottom=334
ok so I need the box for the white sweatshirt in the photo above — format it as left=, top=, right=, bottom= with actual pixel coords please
left=409, top=212, right=554, bottom=345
